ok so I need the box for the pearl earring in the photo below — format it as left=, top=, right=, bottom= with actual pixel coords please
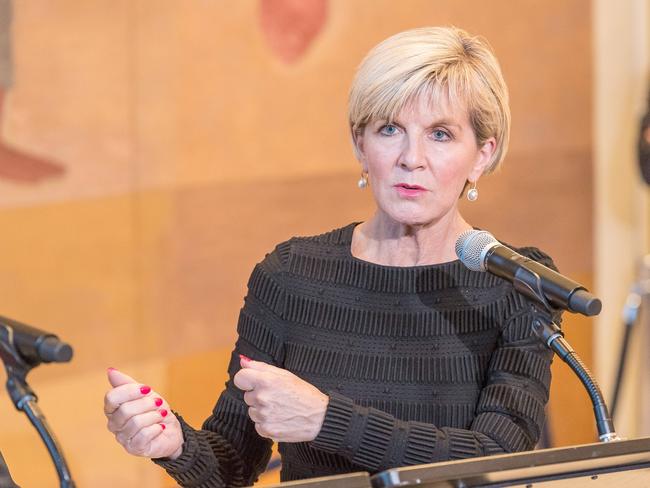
left=467, top=181, right=478, bottom=201
left=357, top=171, right=369, bottom=189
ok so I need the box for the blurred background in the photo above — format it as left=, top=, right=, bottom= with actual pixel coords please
left=0, top=0, right=648, bottom=486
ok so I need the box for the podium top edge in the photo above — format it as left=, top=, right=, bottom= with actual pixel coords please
left=372, top=436, right=650, bottom=487
left=250, top=471, right=371, bottom=488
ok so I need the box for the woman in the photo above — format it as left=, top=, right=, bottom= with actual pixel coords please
left=104, top=26, right=558, bottom=486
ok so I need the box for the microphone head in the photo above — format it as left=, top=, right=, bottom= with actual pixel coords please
left=37, top=336, right=74, bottom=363
left=455, top=230, right=498, bottom=271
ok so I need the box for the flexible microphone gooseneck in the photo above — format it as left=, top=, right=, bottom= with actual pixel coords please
left=455, top=229, right=618, bottom=442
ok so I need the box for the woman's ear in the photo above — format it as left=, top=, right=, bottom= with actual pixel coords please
left=468, top=137, right=496, bottom=182
left=351, top=127, right=366, bottom=167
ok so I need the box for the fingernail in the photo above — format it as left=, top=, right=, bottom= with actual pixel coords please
left=154, top=397, right=163, bottom=407
left=107, top=367, right=116, bottom=372
left=160, top=423, right=166, bottom=430
left=160, top=409, right=168, bottom=418
left=239, top=354, right=252, bottom=362
left=140, top=386, right=151, bottom=395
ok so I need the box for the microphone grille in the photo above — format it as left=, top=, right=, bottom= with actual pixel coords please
left=455, top=230, right=498, bottom=271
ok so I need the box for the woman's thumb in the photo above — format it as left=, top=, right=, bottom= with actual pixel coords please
left=107, top=367, right=138, bottom=388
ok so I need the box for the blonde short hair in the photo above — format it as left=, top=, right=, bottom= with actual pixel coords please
left=349, top=26, right=510, bottom=173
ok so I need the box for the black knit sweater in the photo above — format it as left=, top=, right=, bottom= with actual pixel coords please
left=155, top=223, right=558, bottom=486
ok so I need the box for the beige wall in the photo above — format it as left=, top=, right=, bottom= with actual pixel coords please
left=593, top=0, right=650, bottom=439
left=0, top=1, right=595, bottom=486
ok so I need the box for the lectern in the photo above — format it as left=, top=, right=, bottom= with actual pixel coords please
left=372, top=436, right=650, bottom=487
left=256, top=437, right=650, bottom=487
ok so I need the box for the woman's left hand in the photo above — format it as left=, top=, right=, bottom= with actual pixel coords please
left=233, top=355, right=329, bottom=442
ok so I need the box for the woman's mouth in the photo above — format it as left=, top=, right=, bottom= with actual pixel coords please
left=394, top=183, right=427, bottom=197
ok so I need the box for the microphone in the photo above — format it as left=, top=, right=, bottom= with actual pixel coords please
left=0, top=315, right=73, bottom=364
left=455, top=230, right=602, bottom=316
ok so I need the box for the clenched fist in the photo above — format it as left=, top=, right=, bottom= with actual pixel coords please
left=234, top=356, right=329, bottom=442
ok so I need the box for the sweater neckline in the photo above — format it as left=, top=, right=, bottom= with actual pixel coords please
left=340, top=222, right=465, bottom=272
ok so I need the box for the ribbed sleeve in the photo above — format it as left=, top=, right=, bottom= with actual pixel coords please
left=152, top=245, right=288, bottom=487
left=309, top=392, right=355, bottom=452
left=153, top=415, right=248, bottom=487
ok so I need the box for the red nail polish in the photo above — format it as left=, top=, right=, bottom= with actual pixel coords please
left=160, top=409, right=168, bottom=418
left=154, top=398, right=163, bottom=407
left=239, top=354, right=252, bottom=362
left=140, top=386, right=151, bottom=395
left=160, top=423, right=166, bottom=430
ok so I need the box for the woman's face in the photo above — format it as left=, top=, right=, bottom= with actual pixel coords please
left=355, top=94, right=495, bottom=227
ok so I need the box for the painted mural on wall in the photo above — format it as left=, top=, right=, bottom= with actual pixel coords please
left=259, top=0, right=328, bottom=63
left=0, top=0, right=65, bottom=183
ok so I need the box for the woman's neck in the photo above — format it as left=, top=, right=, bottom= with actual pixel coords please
left=351, top=210, right=472, bottom=267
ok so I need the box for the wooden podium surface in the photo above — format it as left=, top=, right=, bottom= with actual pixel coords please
left=256, top=437, right=650, bottom=487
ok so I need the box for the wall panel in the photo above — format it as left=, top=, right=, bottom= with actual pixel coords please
left=0, top=1, right=594, bottom=485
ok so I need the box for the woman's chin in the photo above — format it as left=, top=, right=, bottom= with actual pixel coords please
left=383, top=212, right=438, bottom=228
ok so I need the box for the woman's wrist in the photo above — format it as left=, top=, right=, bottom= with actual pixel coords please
left=168, top=442, right=184, bottom=461
left=308, top=391, right=329, bottom=441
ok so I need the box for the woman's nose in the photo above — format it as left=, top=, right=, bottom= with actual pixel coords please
left=398, top=137, right=426, bottom=170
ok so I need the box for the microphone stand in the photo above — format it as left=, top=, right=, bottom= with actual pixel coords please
left=0, top=326, right=76, bottom=488
left=610, top=260, right=650, bottom=419
left=517, top=270, right=620, bottom=442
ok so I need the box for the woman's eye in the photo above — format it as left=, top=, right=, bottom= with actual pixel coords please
left=380, top=124, right=398, bottom=136
left=432, top=129, right=450, bottom=141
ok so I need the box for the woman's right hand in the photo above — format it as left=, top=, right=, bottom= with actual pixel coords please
left=104, top=368, right=184, bottom=460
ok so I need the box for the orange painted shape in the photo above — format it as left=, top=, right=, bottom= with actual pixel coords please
left=0, top=142, right=66, bottom=183
left=259, top=0, right=328, bottom=64
left=0, top=89, right=66, bottom=183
